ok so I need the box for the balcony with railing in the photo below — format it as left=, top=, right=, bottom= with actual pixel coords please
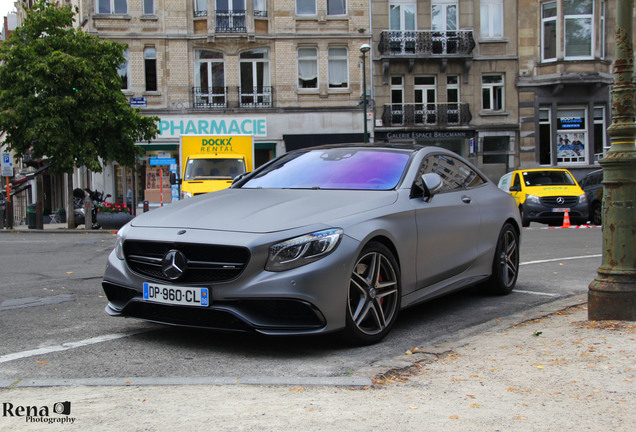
left=378, top=30, right=475, bottom=58
left=380, top=103, right=472, bottom=128
left=239, top=86, right=273, bottom=108
left=192, top=86, right=273, bottom=108
left=193, top=87, right=228, bottom=108
left=216, top=10, right=247, bottom=33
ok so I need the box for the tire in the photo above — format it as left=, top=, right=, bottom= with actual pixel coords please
left=591, top=202, right=602, bottom=226
left=519, top=206, right=530, bottom=227
left=343, top=242, right=401, bottom=345
left=482, top=223, right=520, bottom=295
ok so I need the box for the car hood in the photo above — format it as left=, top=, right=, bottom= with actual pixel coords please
left=131, top=188, right=399, bottom=233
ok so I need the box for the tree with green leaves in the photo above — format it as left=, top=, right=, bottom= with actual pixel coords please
left=0, top=0, right=158, bottom=227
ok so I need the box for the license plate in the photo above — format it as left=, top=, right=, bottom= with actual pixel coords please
left=552, top=208, right=570, bottom=213
left=143, top=282, right=209, bottom=307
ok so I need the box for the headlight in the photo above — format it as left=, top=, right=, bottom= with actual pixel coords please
left=525, top=194, right=540, bottom=204
left=181, top=191, right=193, bottom=199
left=114, top=224, right=129, bottom=260
left=579, top=194, right=588, bottom=204
left=266, top=228, right=343, bottom=272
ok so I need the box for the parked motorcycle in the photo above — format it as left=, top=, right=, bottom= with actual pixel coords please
left=73, top=188, right=111, bottom=229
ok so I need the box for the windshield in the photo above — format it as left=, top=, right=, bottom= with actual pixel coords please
left=522, top=170, right=576, bottom=186
left=185, top=158, right=246, bottom=181
left=241, top=148, right=411, bottom=190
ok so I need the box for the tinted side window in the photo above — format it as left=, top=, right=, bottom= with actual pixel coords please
left=512, top=173, right=521, bottom=189
left=418, top=154, right=485, bottom=193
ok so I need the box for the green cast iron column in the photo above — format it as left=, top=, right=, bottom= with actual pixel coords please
left=588, top=0, right=636, bottom=320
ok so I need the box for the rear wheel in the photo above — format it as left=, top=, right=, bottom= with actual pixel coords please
left=482, top=223, right=519, bottom=295
left=344, top=242, right=401, bottom=345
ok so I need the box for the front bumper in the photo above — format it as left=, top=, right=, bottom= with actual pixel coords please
left=101, top=229, right=358, bottom=335
left=523, top=200, right=589, bottom=225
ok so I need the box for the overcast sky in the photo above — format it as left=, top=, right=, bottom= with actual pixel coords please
left=1, top=0, right=16, bottom=20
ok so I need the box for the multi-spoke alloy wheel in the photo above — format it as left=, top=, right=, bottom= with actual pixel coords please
left=345, top=242, right=400, bottom=344
left=483, top=223, right=519, bottom=295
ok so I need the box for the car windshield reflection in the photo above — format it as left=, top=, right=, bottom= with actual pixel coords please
left=241, top=149, right=411, bottom=190
left=522, top=170, right=576, bottom=186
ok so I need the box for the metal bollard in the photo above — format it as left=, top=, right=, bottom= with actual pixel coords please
left=35, top=201, right=44, bottom=230
left=84, top=197, right=93, bottom=229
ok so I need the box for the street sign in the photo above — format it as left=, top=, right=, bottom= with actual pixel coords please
left=1, top=152, right=13, bottom=177
left=149, top=158, right=176, bottom=166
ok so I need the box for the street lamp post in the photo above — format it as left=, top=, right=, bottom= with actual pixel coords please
left=588, top=0, right=636, bottom=320
left=360, top=44, right=371, bottom=143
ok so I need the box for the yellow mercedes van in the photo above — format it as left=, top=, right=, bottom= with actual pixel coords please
left=498, top=169, right=588, bottom=227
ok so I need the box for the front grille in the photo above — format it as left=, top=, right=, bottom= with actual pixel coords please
left=541, top=196, right=579, bottom=207
left=123, top=240, right=250, bottom=284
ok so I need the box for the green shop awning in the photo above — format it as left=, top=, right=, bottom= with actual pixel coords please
left=136, top=142, right=178, bottom=151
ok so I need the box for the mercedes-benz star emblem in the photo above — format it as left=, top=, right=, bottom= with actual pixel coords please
left=161, top=249, right=187, bottom=280
left=556, top=197, right=565, bottom=205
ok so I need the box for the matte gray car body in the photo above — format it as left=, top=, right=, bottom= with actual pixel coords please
left=102, top=144, right=521, bottom=343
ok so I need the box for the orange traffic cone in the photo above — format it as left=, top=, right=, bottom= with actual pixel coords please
left=561, top=209, right=571, bottom=228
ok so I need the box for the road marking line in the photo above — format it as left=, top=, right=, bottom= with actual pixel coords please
left=514, top=290, right=560, bottom=297
left=0, top=255, right=602, bottom=364
left=521, top=254, right=602, bottom=266
left=0, top=330, right=151, bottom=364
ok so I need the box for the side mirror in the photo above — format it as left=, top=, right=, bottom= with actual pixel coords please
left=169, top=172, right=180, bottom=185
left=421, top=173, right=443, bottom=202
left=509, top=185, right=521, bottom=192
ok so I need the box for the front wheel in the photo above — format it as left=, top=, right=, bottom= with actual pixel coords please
left=343, top=242, right=401, bottom=345
left=519, top=206, right=530, bottom=227
left=591, top=202, right=602, bottom=226
left=482, top=223, right=520, bottom=295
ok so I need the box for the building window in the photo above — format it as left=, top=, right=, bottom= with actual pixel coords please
left=390, top=1, right=416, bottom=31
left=98, top=0, right=127, bottom=14
left=328, top=47, right=348, bottom=88
left=600, top=1, right=606, bottom=59
left=557, top=108, right=587, bottom=164
left=297, top=0, right=316, bottom=15
left=414, top=76, right=436, bottom=125
left=390, top=76, right=404, bottom=125
left=480, top=0, right=503, bottom=39
left=446, top=75, right=460, bottom=124
left=327, top=0, right=346, bottom=16
left=593, top=106, right=607, bottom=163
left=298, top=47, right=318, bottom=89
left=118, top=49, right=129, bottom=90
left=240, top=49, right=271, bottom=107
left=254, top=0, right=267, bottom=17
left=541, top=1, right=557, bottom=62
left=482, top=135, right=510, bottom=164
left=144, top=47, right=157, bottom=92
left=564, top=0, right=593, bottom=59
left=539, top=108, right=552, bottom=165
left=194, top=50, right=225, bottom=107
left=143, top=0, right=154, bottom=14
left=431, top=0, right=458, bottom=32
left=481, top=74, right=504, bottom=111
left=194, top=0, right=207, bottom=16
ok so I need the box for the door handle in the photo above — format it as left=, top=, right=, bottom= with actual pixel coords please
left=461, top=195, right=472, bottom=204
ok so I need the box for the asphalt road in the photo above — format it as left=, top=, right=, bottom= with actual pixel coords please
left=0, top=226, right=602, bottom=383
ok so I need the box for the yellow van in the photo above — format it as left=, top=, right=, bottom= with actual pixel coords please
left=498, top=169, right=588, bottom=227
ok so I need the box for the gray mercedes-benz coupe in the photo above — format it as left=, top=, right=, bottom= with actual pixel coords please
left=102, top=144, right=521, bottom=344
